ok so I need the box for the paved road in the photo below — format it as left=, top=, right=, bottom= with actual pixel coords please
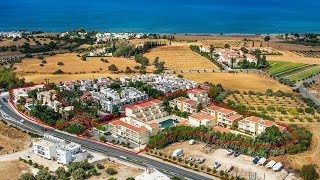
left=0, top=93, right=217, bottom=180
left=295, top=75, right=320, bottom=106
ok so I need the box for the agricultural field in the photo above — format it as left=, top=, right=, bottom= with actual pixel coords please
left=268, top=60, right=320, bottom=82
left=291, top=50, right=320, bottom=58
left=223, top=91, right=320, bottom=123
left=180, top=72, right=292, bottom=92
left=128, top=38, right=170, bottom=46
left=0, top=37, right=54, bottom=47
left=144, top=44, right=219, bottom=70
left=201, top=40, right=242, bottom=47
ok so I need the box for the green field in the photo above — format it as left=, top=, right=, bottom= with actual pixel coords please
left=268, top=60, right=320, bottom=83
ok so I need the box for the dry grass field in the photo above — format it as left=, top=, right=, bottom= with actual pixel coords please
left=19, top=73, right=124, bottom=84
left=0, top=160, right=31, bottom=180
left=129, top=38, right=170, bottom=46
left=90, top=160, right=143, bottom=180
left=223, top=92, right=319, bottom=123
left=174, top=34, right=264, bottom=41
left=144, top=45, right=219, bottom=70
left=14, top=53, right=154, bottom=74
left=0, top=121, right=33, bottom=155
left=0, top=38, right=53, bottom=47
left=180, top=72, right=292, bottom=92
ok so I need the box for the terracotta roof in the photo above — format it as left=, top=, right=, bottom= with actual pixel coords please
left=137, top=102, right=152, bottom=107
left=207, top=105, right=221, bottom=111
left=84, top=91, right=91, bottom=96
left=218, top=108, right=234, bottom=115
left=148, top=122, right=160, bottom=128
left=110, top=120, right=148, bottom=133
left=184, top=99, right=197, bottom=105
left=245, top=53, right=258, bottom=61
left=176, top=120, right=190, bottom=126
left=174, top=97, right=189, bottom=102
left=276, top=125, right=286, bottom=131
left=214, top=126, right=230, bottom=133
left=244, top=116, right=262, bottom=123
left=226, top=114, right=242, bottom=121
left=238, top=119, right=246, bottom=124
left=190, top=113, right=214, bottom=121
left=259, top=120, right=275, bottom=127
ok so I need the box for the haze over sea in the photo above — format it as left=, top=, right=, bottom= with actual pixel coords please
left=0, top=0, right=319, bottom=34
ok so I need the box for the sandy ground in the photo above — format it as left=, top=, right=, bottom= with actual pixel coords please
left=144, top=44, right=219, bottom=70
left=157, top=141, right=289, bottom=180
left=0, top=37, right=54, bottom=47
left=180, top=72, right=292, bottom=92
left=0, top=160, right=31, bottom=180
left=90, top=159, right=144, bottom=180
left=14, top=53, right=154, bottom=75
left=0, top=121, right=33, bottom=155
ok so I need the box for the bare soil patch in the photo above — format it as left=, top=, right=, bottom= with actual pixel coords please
left=0, top=160, right=31, bottom=180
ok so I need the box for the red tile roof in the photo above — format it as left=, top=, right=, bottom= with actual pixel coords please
left=259, top=120, right=275, bottom=127
left=174, top=97, right=189, bottom=102
left=207, top=105, right=221, bottom=111
left=214, top=126, right=230, bottom=133
left=226, top=114, right=242, bottom=121
left=184, top=99, right=197, bottom=105
left=218, top=108, right=234, bottom=115
left=176, top=120, right=190, bottom=126
left=110, top=120, right=148, bottom=133
left=244, top=116, right=262, bottom=123
left=190, top=113, right=214, bottom=121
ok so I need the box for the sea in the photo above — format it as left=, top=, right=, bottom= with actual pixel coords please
left=0, top=0, right=319, bottom=34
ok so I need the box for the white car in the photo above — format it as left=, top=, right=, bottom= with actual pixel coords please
left=20, top=119, right=25, bottom=123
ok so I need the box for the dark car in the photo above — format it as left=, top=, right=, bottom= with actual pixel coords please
left=234, top=152, right=241, bottom=157
left=2, top=98, right=7, bottom=102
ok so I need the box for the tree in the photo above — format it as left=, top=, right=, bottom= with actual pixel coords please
left=108, top=64, right=118, bottom=71
left=264, top=36, right=271, bottom=41
left=99, top=136, right=107, bottom=142
left=125, top=67, right=133, bottom=73
left=300, top=164, right=319, bottom=180
left=224, top=44, right=230, bottom=49
left=71, top=168, right=86, bottom=180
left=81, top=55, right=87, bottom=61
left=240, top=47, right=249, bottom=53
left=88, top=168, right=98, bottom=175
left=57, top=62, right=64, bottom=66
left=106, top=168, right=117, bottom=175
left=35, top=169, right=55, bottom=180
left=153, top=57, right=159, bottom=66
left=265, top=89, right=273, bottom=96
left=126, top=178, right=135, bottom=180
left=55, top=167, right=69, bottom=180
left=177, top=74, right=183, bottom=78
left=19, top=172, right=36, bottom=180
left=197, top=103, right=203, bottom=112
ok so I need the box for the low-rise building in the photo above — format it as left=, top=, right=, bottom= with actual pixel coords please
left=33, top=134, right=87, bottom=165
left=238, top=116, right=262, bottom=134
left=188, top=113, right=215, bottom=127
left=125, top=99, right=168, bottom=122
left=33, top=134, right=66, bottom=160
left=109, top=116, right=160, bottom=145
left=187, top=89, right=210, bottom=105
left=169, top=97, right=198, bottom=113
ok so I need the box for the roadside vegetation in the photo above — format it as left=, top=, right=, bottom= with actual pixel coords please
left=147, top=125, right=312, bottom=158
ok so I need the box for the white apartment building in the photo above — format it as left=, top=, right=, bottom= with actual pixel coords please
left=33, top=135, right=87, bottom=165
left=125, top=99, right=168, bottom=122
left=120, top=87, right=148, bottom=103
left=33, top=134, right=66, bottom=160
left=201, top=105, right=239, bottom=127
left=109, top=117, right=160, bottom=145
left=188, top=113, right=215, bottom=127
left=56, top=142, right=87, bottom=165
left=257, top=120, right=286, bottom=135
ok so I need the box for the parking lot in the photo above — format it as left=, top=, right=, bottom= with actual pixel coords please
left=156, top=141, right=290, bottom=180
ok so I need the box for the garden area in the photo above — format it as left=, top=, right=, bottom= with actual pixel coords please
left=223, top=89, right=320, bottom=123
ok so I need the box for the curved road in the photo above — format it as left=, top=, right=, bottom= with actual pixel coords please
left=0, top=93, right=216, bottom=180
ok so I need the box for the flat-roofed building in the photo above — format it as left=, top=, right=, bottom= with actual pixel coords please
left=32, top=134, right=65, bottom=160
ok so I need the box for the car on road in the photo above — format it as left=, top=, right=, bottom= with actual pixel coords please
left=0, top=105, right=2, bottom=108
left=20, top=119, right=25, bottom=123
left=2, top=98, right=7, bottom=102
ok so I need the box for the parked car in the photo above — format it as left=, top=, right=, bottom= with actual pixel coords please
left=252, top=156, right=260, bottom=164
left=186, top=156, right=193, bottom=161
left=234, top=151, right=240, bottom=157
left=189, top=139, right=196, bottom=145
left=227, top=149, right=234, bottom=155
left=195, top=157, right=205, bottom=164
left=213, top=161, right=220, bottom=169
left=172, top=149, right=184, bottom=157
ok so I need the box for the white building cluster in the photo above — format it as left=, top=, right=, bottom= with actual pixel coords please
left=120, top=74, right=199, bottom=93
left=33, top=134, right=88, bottom=165
left=0, top=31, right=22, bottom=38
left=95, top=32, right=146, bottom=42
